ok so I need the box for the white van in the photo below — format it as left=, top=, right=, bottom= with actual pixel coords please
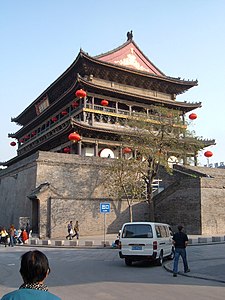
left=119, top=222, right=173, bottom=266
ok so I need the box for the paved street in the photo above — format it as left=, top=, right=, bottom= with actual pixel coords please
left=0, top=244, right=225, bottom=300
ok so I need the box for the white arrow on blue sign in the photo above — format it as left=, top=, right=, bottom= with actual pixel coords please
left=100, top=203, right=111, bottom=213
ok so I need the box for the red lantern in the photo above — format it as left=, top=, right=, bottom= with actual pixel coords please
left=61, top=110, right=68, bottom=116
left=123, top=147, right=132, bottom=154
left=75, top=89, right=86, bottom=98
left=63, top=147, right=70, bottom=153
left=189, top=113, right=197, bottom=120
left=24, top=135, right=30, bottom=140
left=72, top=101, right=79, bottom=108
left=10, top=141, right=16, bottom=146
left=68, top=132, right=81, bottom=142
left=204, top=151, right=213, bottom=158
left=19, top=139, right=24, bottom=143
left=32, top=131, right=36, bottom=136
left=51, top=117, right=58, bottom=122
left=101, top=99, right=109, bottom=106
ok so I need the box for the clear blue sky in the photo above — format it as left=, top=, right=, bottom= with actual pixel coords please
left=1, top=0, right=225, bottom=166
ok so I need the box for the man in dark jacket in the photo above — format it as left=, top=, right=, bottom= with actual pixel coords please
left=172, top=225, right=190, bottom=277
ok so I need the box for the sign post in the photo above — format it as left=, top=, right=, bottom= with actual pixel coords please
left=100, top=203, right=111, bottom=247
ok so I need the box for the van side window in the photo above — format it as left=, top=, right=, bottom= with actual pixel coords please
left=122, top=224, right=153, bottom=238
left=160, top=226, right=167, bottom=238
left=155, top=226, right=161, bottom=238
left=165, top=226, right=170, bottom=237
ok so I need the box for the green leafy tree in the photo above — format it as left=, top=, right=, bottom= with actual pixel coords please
left=104, top=106, right=204, bottom=221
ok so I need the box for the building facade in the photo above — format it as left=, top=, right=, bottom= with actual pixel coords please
left=0, top=33, right=217, bottom=237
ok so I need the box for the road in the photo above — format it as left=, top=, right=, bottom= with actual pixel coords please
left=0, top=243, right=225, bottom=300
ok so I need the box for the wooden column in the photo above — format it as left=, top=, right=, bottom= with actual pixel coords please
left=194, top=151, right=198, bottom=166
left=83, top=96, right=87, bottom=122
left=84, top=96, right=87, bottom=108
left=119, top=147, right=123, bottom=158
left=91, top=96, right=95, bottom=125
left=115, top=102, right=118, bottom=113
left=94, top=141, right=99, bottom=156
left=129, top=105, right=132, bottom=115
left=78, top=141, right=82, bottom=156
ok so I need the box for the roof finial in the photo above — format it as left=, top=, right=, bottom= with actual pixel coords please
left=127, top=30, right=133, bottom=41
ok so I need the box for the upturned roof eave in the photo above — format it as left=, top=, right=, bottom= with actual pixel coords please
left=11, top=43, right=198, bottom=125
left=11, top=51, right=83, bottom=125
left=78, top=77, right=201, bottom=111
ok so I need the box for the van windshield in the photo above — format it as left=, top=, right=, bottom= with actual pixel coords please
left=122, top=224, right=153, bottom=238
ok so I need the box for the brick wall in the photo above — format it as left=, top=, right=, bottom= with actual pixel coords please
left=0, top=151, right=149, bottom=238
left=0, top=153, right=37, bottom=229
left=35, top=152, right=149, bottom=238
left=154, top=177, right=202, bottom=234
left=2, top=151, right=225, bottom=237
left=155, top=166, right=225, bottom=235
left=201, top=177, right=225, bottom=235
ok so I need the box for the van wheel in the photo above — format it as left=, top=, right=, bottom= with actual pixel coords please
left=156, top=251, right=163, bottom=266
left=125, top=258, right=132, bottom=266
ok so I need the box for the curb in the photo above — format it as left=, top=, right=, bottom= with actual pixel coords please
left=12, top=237, right=116, bottom=249
left=9, top=235, right=225, bottom=249
left=163, top=261, right=225, bottom=284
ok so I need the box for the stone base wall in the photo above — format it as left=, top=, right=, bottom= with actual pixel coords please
left=201, top=177, right=225, bottom=235
left=154, top=169, right=225, bottom=235
left=50, top=198, right=148, bottom=238
left=154, top=177, right=202, bottom=234
left=0, top=153, right=38, bottom=229
left=2, top=151, right=225, bottom=237
left=0, top=151, right=149, bottom=238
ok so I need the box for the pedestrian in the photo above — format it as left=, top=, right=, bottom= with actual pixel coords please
left=9, top=224, right=15, bottom=247
left=172, top=225, right=190, bottom=277
left=72, top=221, right=79, bottom=239
left=1, top=250, right=61, bottom=300
left=14, top=228, right=23, bottom=244
left=0, top=227, right=9, bottom=247
left=66, top=221, right=73, bottom=240
left=21, top=228, right=29, bottom=244
left=25, top=222, right=31, bottom=236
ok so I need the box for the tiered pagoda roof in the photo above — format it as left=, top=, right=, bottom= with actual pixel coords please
left=11, top=37, right=200, bottom=127
left=4, top=33, right=213, bottom=167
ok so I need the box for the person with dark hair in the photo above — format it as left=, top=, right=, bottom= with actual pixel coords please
left=1, top=250, right=61, bottom=300
left=9, top=225, right=15, bottom=247
left=72, top=220, right=79, bottom=240
left=21, top=228, right=29, bottom=244
left=66, top=220, right=73, bottom=240
left=172, top=225, right=190, bottom=277
left=25, top=222, right=31, bottom=237
left=0, top=227, right=8, bottom=247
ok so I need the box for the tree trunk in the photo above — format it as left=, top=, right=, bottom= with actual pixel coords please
left=146, top=181, right=155, bottom=221
left=128, top=204, right=133, bottom=222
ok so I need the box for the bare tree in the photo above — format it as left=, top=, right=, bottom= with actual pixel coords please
left=103, top=157, right=144, bottom=222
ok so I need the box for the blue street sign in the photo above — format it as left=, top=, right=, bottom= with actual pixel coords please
left=100, top=203, right=111, bottom=213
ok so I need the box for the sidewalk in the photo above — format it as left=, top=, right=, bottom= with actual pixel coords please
left=21, top=233, right=117, bottom=248
left=164, top=236, right=225, bottom=283
left=22, top=234, right=225, bottom=249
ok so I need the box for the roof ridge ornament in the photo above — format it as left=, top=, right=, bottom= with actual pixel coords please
left=127, top=30, right=133, bottom=41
